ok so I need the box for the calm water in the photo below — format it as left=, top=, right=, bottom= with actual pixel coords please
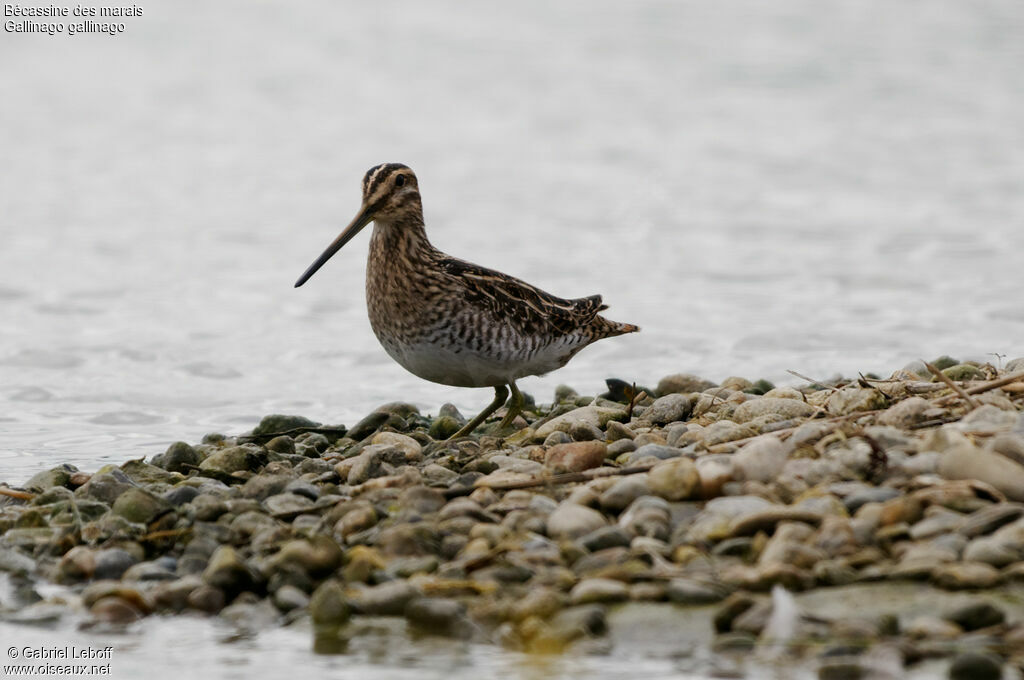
left=1, top=1, right=1023, bottom=676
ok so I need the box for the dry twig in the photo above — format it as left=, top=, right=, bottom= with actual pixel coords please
left=933, top=369, right=1024, bottom=405
left=444, top=463, right=657, bottom=498
left=0, top=487, right=34, bottom=501
left=924, top=360, right=980, bottom=410
left=787, top=369, right=841, bottom=391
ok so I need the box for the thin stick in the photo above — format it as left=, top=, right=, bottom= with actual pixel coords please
left=787, top=369, right=840, bottom=392
left=933, top=369, right=1024, bottom=405
left=0, top=487, right=35, bottom=501
left=924, top=360, right=980, bottom=410
left=704, top=409, right=889, bottom=453
left=443, top=464, right=657, bottom=498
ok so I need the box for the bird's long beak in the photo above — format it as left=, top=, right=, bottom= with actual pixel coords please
left=294, top=204, right=373, bottom=287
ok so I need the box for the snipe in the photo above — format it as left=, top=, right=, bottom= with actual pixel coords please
left=295, top=163, right=638, bottom=439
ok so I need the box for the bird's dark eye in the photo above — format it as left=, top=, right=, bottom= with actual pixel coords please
left=395, top=175, right=406, bottom=187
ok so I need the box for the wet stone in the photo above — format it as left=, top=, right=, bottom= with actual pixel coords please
left=429, top=415, right=462, bottom=440
left=295, top=432, right=330, bottom=456
left=625, top=444, right=681, bottom=465
left=309, top=580, right=350, bottom=626
left=163, top=485, right=200, bottom=507
left=948, top=651, right=1004, bottom=680
left=252, top=414, right=322, bottom=436
left=123, top=560, right=177, bottom=582
left=348, top=580, right=420, bottom=616
left=265, top=435, right=295, bottom=454
left=202, top=546, right=260, bottom=598
left=152, top=442, right=200, bottom=474
left=579, top=526, right=632, bottom=552
left=599, top=476, right=651, bottom=512
left=405, top=597, right=473, bottom=638
left=0, top=546, right=36, bottom=575
left=93, top=548, right=139, bottom=580
left=112, top=488, right=170, bottom=524
left=241, top=474, right=293, bottom=501
left=570, top=578, right=629, bottom=605
left=187, top=584, right=226, bottom=613
left=272, top=584, right=310, bottom=613
left=945, top=600, right=1006, bottom=631
left=90, top=596, right=145, bottom=624
left=24, top=464, right=76, bottom=493
left=199, top=445, right=266, bottom=475
left=76, top=469, right=135, bottom=505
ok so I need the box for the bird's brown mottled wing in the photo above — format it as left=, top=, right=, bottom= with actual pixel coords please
left=439, top=257, right=603, bottom=336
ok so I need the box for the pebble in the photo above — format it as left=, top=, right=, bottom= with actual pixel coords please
left=733, top=398, right=816, bottom=423
left=666, top=578, right=728, bottom=605
left=641, top=394, right=694, bottom=425
left=533, top=405, right=626, bottom=440
left=656, top=374, right=716, bottom=395
left=202, top=546, right=259, bottom=597
left=939, top=445, right=1024, bottom=502
left=405, top=597, right=473, bottom=638
left=570, top=578, right=629, bottom=604
left=731, top=435, right=788, bottom=483
left=309, top=580, right=350, bottom=627
left=932, top=562, right=1002, bottom=590
left=151, top=442, right=200, bottom=473
left=944, top=600, right=1006, bottom=631
left=579, top=526, right=632, bottom=552
left=948, top=652, right=1004, bottom=680
left=544, top=441, right=608, bottom=473
left=599, top=476, right=651, bottom=512
left=5, top=364, right=1024, bottom=670
left=646, top=457, right=700, bottom=501
left=93, top=548, right=139, bottom=580
left=625, top=444, right=680, bottom=465
left=546, top=502, right=608, bottom=540
left=348, top=581, right=420, bottom=616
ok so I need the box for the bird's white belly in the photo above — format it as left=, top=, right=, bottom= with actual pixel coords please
left=379, top=337, right=582, bottom=388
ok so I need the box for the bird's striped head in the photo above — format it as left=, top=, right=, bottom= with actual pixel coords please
left=360, top=162, right=422, bottom=225
left=294, top=163, right=422, bottom=287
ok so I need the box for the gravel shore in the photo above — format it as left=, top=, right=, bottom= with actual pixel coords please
left=3, top=356, right=1024, bottom=679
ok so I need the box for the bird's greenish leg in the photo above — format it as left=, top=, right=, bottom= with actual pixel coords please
left=498, top=380, right=524, bottom=430
left=447, top=384, right=509, bottom=440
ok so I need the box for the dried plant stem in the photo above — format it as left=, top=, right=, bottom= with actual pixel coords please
left=444, top=463, right=657, bottom=498
left=0, top=487, right=34, bottom=501
left=924, top=360, right=980, bottom=410
left=933, top=369, right=1024, bottom=405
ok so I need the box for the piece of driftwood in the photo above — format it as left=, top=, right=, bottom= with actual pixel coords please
left=0, top=487, right=34, bottom=501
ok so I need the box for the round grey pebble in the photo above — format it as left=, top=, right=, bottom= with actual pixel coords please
left=948, top=652, right=1003, bottom=680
